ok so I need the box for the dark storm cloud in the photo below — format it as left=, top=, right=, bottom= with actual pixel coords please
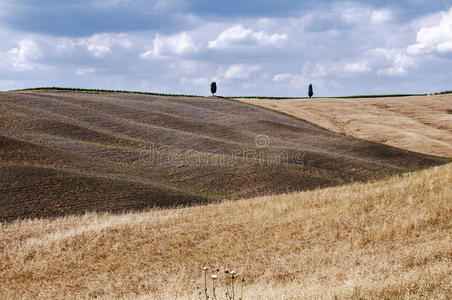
left=2, top=0, right=452, bottom=36
left=1, top=0, right=193, bottom=36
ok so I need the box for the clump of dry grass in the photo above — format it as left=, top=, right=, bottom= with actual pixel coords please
left=1, top=163, right=451, bottom=299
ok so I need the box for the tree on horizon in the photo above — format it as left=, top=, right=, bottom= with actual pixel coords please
left=210, top=82, right=217, bottom=95
left=308, top=84, right=313, bottom=98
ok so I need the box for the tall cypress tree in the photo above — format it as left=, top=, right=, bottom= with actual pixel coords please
left=308, top=84, right=313, bottom=98
left=210, top=82, right=217, bottom=95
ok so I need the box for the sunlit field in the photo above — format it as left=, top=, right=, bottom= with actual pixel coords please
left=236, top=94, right=452, bottom=158
left=1, top=163, right=450, bottom=299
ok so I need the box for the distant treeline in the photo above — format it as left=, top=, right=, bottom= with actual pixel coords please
left=232, top=96, right=309, bottom=100
left=434, top=90, right=452, bottom=95
left=14, top=86, right=450, bottom=98
left=233, top=94, right=427, bottom=100
left=336, top=94, right=427, bottom=98
left=16, top=87, right=200, bottom=98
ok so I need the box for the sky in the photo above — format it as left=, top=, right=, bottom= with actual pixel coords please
left=1, top=0, right=452, bottom=97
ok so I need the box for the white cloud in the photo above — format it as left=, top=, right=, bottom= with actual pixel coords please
left=273, top=73, right=293, bottom=82
left=1, top=2, right=451, bottom=96
left=87, top=44, right=111, bottom=57
left=371, top=9, right=392, bottom=24
left=139, top=32, right=196, bottom=59
left=340, top=4, right=366, bottom=23
left=274, top=61, right=371, bottom=82
left=254, top=31, right=288, bottom=45
left=221, top=64, right=262, bottom=80
left=273, top=63, right=341, bottom=90
left=207, top=25, right=287, bottom=49
left=437, top=41, right=452, bottom=53
left=407, top=8, right=452, bottom=55
left=409, top=11, right=444, bottom=30
left=257, top=18, right=279, bottom=29
left=273, top=60, right=370, bottom=88
left=78, top=33, right=132, bottom=57
left=375, top=48, right=414, bottom=75
left=208, top=25, right=252, bottom=49
left=343, top=61, right=371, bottom=73
left=8, top=38, right=41, bottom=71
left=55, top=38, right=76, bottom=53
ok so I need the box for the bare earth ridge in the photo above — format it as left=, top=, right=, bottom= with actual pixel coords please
left=0, top=90, right=448, bottom=222
left=235, top=94, right=452, bottom=158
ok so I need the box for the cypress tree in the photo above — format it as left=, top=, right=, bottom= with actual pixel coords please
left=308, top=84, right=313, bottom=98
left=210, top=82, right=217, bottom=95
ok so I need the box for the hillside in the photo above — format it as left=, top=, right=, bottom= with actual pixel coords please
left=235, top=94, right=452, bottom=158
left=1, top=89, right=447, bottom=222
left=1, top=162, right=450, bottom=299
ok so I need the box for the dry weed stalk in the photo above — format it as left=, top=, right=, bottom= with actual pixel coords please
left=198, top=267, right=245, bottom=300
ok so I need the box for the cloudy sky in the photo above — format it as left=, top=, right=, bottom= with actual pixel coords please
left=1, top=0, right=452, bottom=96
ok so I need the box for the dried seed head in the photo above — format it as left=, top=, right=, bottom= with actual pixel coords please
left=230, top=270, right=236, bottom=275
left=211, top=274, right=218, bottom=280
left=225, top=269, right=229, bottom=274
left=203, top=266, right=208, bottom=271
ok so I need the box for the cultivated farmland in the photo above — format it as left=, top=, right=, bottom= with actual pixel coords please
left=1, top=89, right=446, bottom=222
left=1, top=89, right=451, bottom=299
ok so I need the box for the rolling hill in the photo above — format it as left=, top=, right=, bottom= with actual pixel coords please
left=0, top=89, right=448, bottom=222
left=1, top=161, right=450, bottom=299
left=235, top=94, right=452, bottom=158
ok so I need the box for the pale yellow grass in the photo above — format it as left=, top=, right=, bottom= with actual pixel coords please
left=236, top=95, right=452, bottom=158
left=1, top=163, right=451, bottom=299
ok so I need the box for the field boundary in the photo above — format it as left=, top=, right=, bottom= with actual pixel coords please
left=6, top=87, right=432, bottom=99
left=11, top=87, right=201, bottom=98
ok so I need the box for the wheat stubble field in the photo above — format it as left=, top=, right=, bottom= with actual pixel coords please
left=236, top=95, right=452, bottom=158
left=1, top=89, right=451, bottom=299
left=1, top=163, right=451, bottom=299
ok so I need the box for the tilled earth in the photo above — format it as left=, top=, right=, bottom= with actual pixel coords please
left=0, top=90, right=447, bottom=222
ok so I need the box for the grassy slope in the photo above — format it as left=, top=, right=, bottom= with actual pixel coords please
left=1, top=163, right=450, bottom=299
left=1, top=89, right=447, bottom=222
left=235, top=95, right=452, bottom=158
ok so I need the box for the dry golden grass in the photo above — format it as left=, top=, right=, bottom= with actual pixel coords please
left=236, top=95, right=452, bottom=158
left=1, top=163, right=451, bottom=299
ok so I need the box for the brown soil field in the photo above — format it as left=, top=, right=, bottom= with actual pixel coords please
left=1, top=163, right=450, bottom=299
left=1, top=90, right=447, bottom=222
left=236, top=95, right=452, bottom=158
